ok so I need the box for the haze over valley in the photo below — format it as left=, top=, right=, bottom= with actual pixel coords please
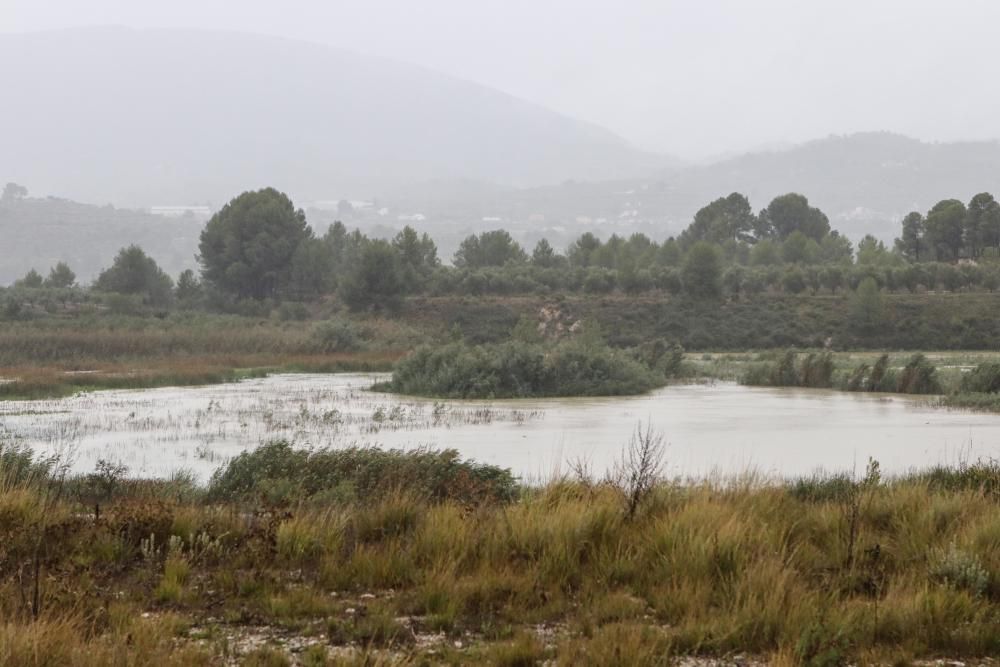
left=3, top=22, right=1000, bottom=281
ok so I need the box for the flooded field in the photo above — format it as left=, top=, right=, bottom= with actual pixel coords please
left=3, top=373, right=1000, bottom=482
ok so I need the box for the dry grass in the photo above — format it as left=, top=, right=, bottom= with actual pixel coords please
left=3, top=461, right=1000, bottom=664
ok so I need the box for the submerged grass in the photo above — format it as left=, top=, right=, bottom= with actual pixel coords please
left=4, top=442, right=1000, bottom=663
left=0, top=352, right=400, bottom=400
left=0, top=313, right=413, bottom=398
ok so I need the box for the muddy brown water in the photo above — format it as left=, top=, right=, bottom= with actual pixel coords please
left=2, top=373, right=998, bottom=482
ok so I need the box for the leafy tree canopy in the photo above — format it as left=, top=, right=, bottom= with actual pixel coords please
left=453, top=230, right=527, bottom=268
left=759, top=193, right=831, bottom=241
left=199, top=188, right=311, bottom=299
left=94, top=245, right=173, bottom=306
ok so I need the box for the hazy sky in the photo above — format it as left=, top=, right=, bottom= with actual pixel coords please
left=6, top=0, right=1000, bottom=159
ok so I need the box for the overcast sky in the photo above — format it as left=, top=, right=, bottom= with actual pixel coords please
left=6, top=0, right=1000, bottom=159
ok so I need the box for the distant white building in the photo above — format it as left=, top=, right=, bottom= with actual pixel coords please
left=149, top=205, right=212, bottom=218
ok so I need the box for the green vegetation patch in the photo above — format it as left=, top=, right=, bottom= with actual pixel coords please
left=380, top=337, right=667, bottom=399
left=207, top=441, right=518, bottom=506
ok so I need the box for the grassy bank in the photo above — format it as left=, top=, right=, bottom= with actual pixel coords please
left=0, top=313, right=413, bottom=398
left=6, top=296, right=1000, bottom=401
left=4, top=440, right=1000, bottom=664
left=403, top=292, right=1000, bottom=351
left=0, top=353, right=400, bottom=400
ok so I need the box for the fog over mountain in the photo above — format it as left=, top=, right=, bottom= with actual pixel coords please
left=6, top=131, right=999, bottom=286
left=0, top=27, right=674, bottom=206
left=380, top=133, right=1000, bottom=242
left=4, top=25, right=1000, bottom=284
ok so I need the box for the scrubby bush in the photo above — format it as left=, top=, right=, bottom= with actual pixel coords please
left=788, top=473, right=856, bottom=503
left=896, top=353, right=941, bottom=394
left=0, top=440, right=54, bottom=486
left=631, top=339, right=685, bottom=377
left=960, top=362, right=1000, bottom=394
left=207, top=441, right=518, bottom=506
left=799, top=352, right=834, bottom=388
left=742, top=350, right=833, bottom=388
left=844, top=354, right=894, bottom=392
left=905, top=460, right=1000, bottom=496
left=929, top=542, right=989, bottom=597
left=311, top=318, right=370, bottom=352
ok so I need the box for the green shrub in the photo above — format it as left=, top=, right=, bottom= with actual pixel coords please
left=207, top=441, right=518, bottom=506
left=960, top=362, right=1000, bottom=394
left=929, top=542, right=989, bottom=597
left=799, top=352, right=834, bottom=388
left=788, top=473, right=856, bottom=503
left=384, top=338, right=661, bottom=399
left=0, top=440, right=54, bottom=486
left=896, top=353, right=941, bottom=394
left=741, top=350, right=833, bottom=388
left=844, top=354, right=894, bottom=392
left=904, top=460, right=1000, bottom=496
left=311, top=318, right=370, bottom=352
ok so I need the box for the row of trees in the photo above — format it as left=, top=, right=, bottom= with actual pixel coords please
left=13, top=262, right=76, bottom=290
left=10, top=187, right=1000, bottom=311
left=894, top=193, right=1000, bottom=262
left=191, top=189, right=861, bottom=307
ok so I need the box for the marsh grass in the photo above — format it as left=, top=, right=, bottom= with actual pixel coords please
left=0, top=352, right=401, bottom=400
left=3, top=442, right=1000, bottom=663
left=0, top=314, right=409, bottom=399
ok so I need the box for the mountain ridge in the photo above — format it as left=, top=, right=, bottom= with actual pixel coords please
left=0, top=26, right=679, bottom=206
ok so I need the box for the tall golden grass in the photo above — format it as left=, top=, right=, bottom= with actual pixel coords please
left=2, top=460, right=1000, bottom=664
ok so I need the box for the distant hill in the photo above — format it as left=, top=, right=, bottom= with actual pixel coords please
left=665, top=132, right=1000, bottom=236
left=0, top=197, right=201, bottom=285
left=5, top=132, right=1000, bottom=284
left=379, top=133, right=1000, bottom=243
left=0, top=27, right=676, bottom=206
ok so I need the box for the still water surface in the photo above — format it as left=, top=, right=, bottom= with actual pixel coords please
left=2, top=373, right=998, bottom=482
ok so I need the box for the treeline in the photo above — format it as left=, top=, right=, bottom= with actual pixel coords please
left=6, top=187, right=1000, bottom=316
left=894, top=193, right=1000, bottom=262
left=0, top=182, right=202, bottom=285
left=743, top=351, right=941, bottom=394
